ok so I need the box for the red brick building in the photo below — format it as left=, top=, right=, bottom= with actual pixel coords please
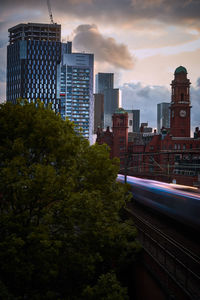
left=96, top=66, right=200, bottom=187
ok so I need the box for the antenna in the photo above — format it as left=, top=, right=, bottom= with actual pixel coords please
left=47, top=0, right=54, bottom=24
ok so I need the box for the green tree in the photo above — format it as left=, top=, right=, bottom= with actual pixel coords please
left=82, top=272, right=129, bottom=300
left=0, top=101, right=140, bottom=299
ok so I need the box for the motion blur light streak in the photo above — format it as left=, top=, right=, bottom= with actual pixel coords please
left=118, top=174, right=200, bottom=198
left=117, top=174, right=200, bottom=230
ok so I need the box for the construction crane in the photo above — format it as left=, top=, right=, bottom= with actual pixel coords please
left=47, top=0, right=54, bottom=24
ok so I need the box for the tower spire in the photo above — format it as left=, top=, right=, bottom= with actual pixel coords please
left=170, top=66, right=191, bottom=137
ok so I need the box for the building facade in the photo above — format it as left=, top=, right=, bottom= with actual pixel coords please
left=141, top=122, right=153, bottom=133
left=95, top=72, right=120, bottom=129
left=157, top=102, right=170, bottom=133
left=103, top=88, right=121, bottom=128
left=94, top=93, right=104, bottom=133
left=7, top=23, right=94, bottom=142
left=126, top=110, right=140, bottom=133
left=96, top=108, right=128, bottom=169
left=7, top=23, right=61, bottom=106
left=95, top=73, right=114, bottom=93
left=58, top=43, right=94, bottom=141
left=170, top=66, right=191, bottom=137
left=97, top=66, right=200, bottom=187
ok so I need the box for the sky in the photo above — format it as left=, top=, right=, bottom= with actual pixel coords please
left=0, top=0, right=200, bottom=130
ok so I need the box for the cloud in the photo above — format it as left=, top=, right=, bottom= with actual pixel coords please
left=196, top=78, right=200, bottom=88
left=73, top=24, right=134, bottom=70
left=136, top=86, right=150, bottom=98
left=121, top=82, right=170, bottom=128
left=191, top=79, right=200, bottom=129
left=0, top=68, right=6, bottom=83
left=0, top=39, right=7, bottom=49
left=1, top=0, right=200, bottom=30
left=121, top=80, right=200, bottom=132
left=120, top=48, right=200, bottom=88
left=55, top=0, right=200, bottom=30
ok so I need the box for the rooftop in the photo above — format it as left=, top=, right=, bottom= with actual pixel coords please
left=8, top=22, right=61, bottom=44
left=175, top=66, right=187, bottom=74
left=115, top=107, right=127, bottom=114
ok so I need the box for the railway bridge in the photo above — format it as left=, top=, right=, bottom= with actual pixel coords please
left=126, top=202, right=200, bottom=300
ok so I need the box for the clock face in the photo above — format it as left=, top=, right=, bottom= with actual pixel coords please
left=179, top=110, right=186, bottom=117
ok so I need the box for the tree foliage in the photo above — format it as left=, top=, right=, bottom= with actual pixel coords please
left=0, top=102, right=140, bottom=299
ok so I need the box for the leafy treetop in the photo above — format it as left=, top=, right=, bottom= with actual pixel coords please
left=0, top=101, right=140, bottom=299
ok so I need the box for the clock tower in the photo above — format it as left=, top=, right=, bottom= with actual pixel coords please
left=170, top=66, right=191, bottom=137
left=112, top=108, right=128, bottom=159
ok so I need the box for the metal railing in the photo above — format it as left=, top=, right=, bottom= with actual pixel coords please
left=126, top=208, right=200, bottom=299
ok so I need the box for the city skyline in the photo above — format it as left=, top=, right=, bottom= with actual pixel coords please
left=6, top=23, right=94, bottom=142
left=0, top=0, right=200, bottom=130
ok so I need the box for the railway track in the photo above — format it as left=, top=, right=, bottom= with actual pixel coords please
left=126, top=203, right=200, bottom=300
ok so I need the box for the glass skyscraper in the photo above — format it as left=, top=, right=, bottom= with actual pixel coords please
left=93, top=93, right=104, bottom=133
left=157, top=102, right=170, bottom=133
left=57, top=42, right=94, bottom=142
left=7, top=23, right=61, bottom=107
left=95, top=73, right=114, bottom=94
left=126, top=109, right=140, bottom=133
left=103, top=88, right=121, bottom=129
left=7, top=23, right=94, bottom=142
left=95, top=72, right=120, bottom=129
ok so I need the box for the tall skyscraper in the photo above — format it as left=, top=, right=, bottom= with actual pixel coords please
left=95, top=73, right=114, bottom=93
left=7, top=23, right=94, bottom=142
left=157, top=102, right=170, bottom=133
left=7, top=23, right=61, bottom=106
left=58, top=42, right=94, bottom=142
left=93, top=93, right=104, bottom=133
left=95, top=72, right=120, bottom=129
left=126, top=109, right=140, bottom=133
left=103, top=88, right=121, bottom=128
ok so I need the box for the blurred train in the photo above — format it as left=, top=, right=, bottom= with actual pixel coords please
left=117, top=174, right=200, bottom=231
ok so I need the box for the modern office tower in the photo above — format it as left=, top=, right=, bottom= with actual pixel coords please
left=95, top=73, right=114, bottom=93
left=157, top=102, right=170, bottom=133
left=95, top=72, right=120, bottom=129
left=58, top=42, right=94, bottom=142
left=7, top=23, right=94, bottom=142
left=94, top=93, right=104, bottom=133
left=104, top=88, right=120, bottom=128
left=7, top=23, right=61, bottom=106
left=133, top=110, right=140, bottom=133
left=126, top=109, right=140, bottom=133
